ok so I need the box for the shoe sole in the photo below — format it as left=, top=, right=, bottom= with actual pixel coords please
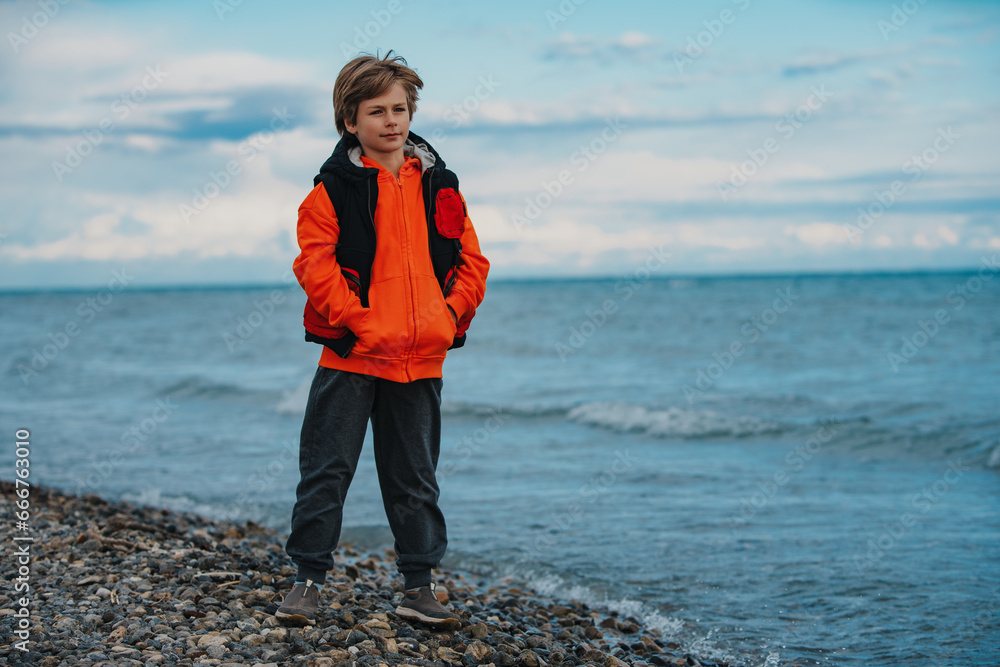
left=274, top=610, right=316, bottom=627
left=394, top=605, right=461, bottom=630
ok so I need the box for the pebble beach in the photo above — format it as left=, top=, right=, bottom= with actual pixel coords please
left=0, top=482, right=732, bottom=667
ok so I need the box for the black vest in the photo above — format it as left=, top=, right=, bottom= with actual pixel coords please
left=304, top=132, right=465, bottom=354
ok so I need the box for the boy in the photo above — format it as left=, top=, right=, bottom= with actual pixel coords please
left=276, top=52, right=489, bottom=629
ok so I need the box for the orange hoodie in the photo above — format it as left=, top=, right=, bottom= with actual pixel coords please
left=294, top=152, right=489, bottom=383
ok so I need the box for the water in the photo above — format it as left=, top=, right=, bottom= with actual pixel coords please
left=2, top=271, right=998, bottom=665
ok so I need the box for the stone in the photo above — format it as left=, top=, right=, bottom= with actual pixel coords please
left=109, top=645, right=142, bottom=660
left=438, top=646, right=462, bottom=661
left=518, top=650, right=541, bottom=667
left=0, top=482, right=680, bottom=667
left=196, top=634, right=229, bottom=648
left=107, top=625, right=127, bottom=643
left=493, top=649, right=518, bottom=666
left=525, top=636, right=548, bottom=650
left=464, top=639, right=493, bottom=664
left=265, top=626, right=288, bottom=642
left=364, top=617, right=396, bottom=637
left=618, top=621, right=640, bottom=634
left=206, top=643, right=227, bottom=659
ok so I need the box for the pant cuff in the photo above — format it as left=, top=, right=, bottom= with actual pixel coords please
left=295, top=566, right=328, bottom=585
left=403, top=569, right=432, bottom=590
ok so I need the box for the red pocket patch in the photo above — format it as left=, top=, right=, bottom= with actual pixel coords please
left=434, top=188, right=465, bottom=239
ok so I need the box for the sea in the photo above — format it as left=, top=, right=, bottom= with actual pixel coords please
left=2, top=270, right=998, bottom=666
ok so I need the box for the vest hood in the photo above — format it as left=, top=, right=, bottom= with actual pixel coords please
left=314, top=131, right=443, bottom=187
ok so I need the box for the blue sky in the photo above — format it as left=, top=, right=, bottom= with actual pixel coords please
left=1, top=0, right=998, bottom=288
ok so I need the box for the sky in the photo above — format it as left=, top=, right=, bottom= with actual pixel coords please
left=1, top=0, right=998, bottom=289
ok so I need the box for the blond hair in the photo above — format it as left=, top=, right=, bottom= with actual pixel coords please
left=333, top=51, right=423, bottom=136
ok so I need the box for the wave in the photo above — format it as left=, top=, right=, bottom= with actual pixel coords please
left=160, top=376, right=263, bottom=400
left=445, top=396, right=1000, bottom=466
left=442, top=398, right=793, bottom=440
left=121, top=487, right=234, bottom=521
left=989, top=444, right=1000, bottom=469
left=120, top=487, right=294, bottom=530
left=475, top=564, right=764, bottom=667
left=276, top=377, right=312, bottom=414
left=567, top=402, right=790, bottom=439
left=275, top=382, right=572, bottom=420
left=522, top=572, right=686, bottom=640
left=441, top=399, right=571, bottom=419
left=271, top=388, right=1000, bottom=467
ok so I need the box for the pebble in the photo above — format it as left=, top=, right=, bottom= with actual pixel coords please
left=0, top=481, right=732, bottom=667
left=465, top=639, right=492, bottom=663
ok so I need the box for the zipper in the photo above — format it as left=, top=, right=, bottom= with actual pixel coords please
left=424, top=167, right=434, bottom=230
left=365, top=178, right=376, bottom=308
left=397, top=175, right=416, bottom=378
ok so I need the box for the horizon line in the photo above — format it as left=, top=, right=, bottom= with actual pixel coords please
left=0, top=264, right=991, bottom=295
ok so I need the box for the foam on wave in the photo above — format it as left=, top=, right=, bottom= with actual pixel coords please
left=567, top=402, right=786, bottom=439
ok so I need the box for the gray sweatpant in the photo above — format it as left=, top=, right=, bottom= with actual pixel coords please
left=285, top=366, right=447, bottom=590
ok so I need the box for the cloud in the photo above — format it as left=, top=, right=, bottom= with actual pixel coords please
left=418, top=101, right=780, bottom=134
left=937, top=225, right=959, bottom=245
left=12, top=20, right=147, bottom=70
left=3, top=154, right=302, bottom=261
left=784, top=223, right=850, bottom=247
left=542, top=31, right=661, bottom=62
left=2, top=39, right=323, bottom=143
left=468, top=204, right=671, bottom=270
left=675, top=225, right=764, bottom=251
left=2, top=1, right=998, bottom=287
left=782, top=52, right=875, bottom=77
left=780, top=38, right=951, bottom=78
left=461, top=149, right=731, bottom=205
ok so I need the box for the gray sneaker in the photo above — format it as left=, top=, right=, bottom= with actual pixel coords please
left=395, top=582, right=461, bottom=630
left=274, top=579, right=319, bottom=626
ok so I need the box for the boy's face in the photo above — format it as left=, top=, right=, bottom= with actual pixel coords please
left=345, top=81, right=411, bottom=160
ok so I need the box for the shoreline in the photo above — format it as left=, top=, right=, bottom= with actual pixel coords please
left=0, top=481, right=733, bottom=667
